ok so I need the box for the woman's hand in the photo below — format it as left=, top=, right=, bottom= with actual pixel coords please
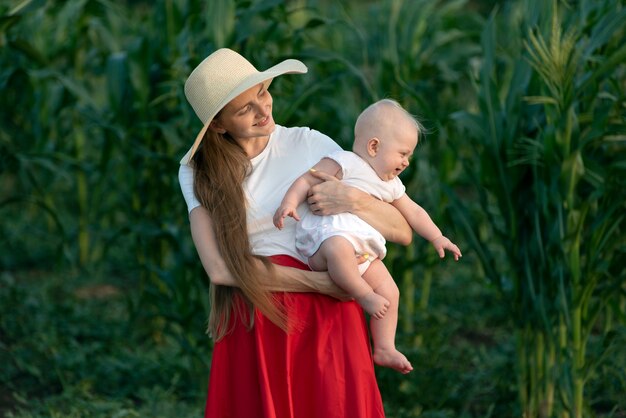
left=267, top=265, right=353, bottom=301
left=306, top=170, right=359, bottom=215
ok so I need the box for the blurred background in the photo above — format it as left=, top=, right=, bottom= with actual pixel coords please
left=1, top=0, right=625, bottom=417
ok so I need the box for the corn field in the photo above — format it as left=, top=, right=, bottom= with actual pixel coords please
left=1, top=0, right=625, bottom=417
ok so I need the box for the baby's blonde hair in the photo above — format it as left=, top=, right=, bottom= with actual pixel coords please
left=353, top=99, right=423, bottom=153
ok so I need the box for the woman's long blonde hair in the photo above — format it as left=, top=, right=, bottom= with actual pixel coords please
left=192, top=127, right=288, bottom=341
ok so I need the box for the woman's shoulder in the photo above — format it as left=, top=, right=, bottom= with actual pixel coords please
left=274, top=125, right=340, bottom=151
left=274, top=124, right=328, bottom=140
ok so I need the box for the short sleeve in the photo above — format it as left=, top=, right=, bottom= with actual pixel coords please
left=325, top=150, right=355, bottom=177
left=178, top=163, right=201, bottom=213
left=391, top=178, right=406, bottom=200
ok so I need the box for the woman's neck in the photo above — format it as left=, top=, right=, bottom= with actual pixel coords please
left=237, top=135, right=270, bottom=159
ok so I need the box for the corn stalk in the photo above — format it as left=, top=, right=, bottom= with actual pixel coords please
left=450, top=0, right=626, bottom=416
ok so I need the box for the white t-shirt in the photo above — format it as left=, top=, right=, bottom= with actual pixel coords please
left=328, top=150, right=406, bottom=201
left=178, top=125, right=341, bottom=262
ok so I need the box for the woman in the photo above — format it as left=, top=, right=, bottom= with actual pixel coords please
left=178, top=48, right=412, bottom=418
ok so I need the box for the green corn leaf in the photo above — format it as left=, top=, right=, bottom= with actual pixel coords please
left=560, top=150, right=585, bottom=208
left=207, top=0, right=235, bottom=48
left=582, top=8, right=626, bottom=59
left=106, top=52, right=129, bottom=115
left=523, top=96, right=559, bottom=106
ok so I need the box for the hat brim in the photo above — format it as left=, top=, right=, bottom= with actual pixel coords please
left=180, top=59, right=307, bottom=165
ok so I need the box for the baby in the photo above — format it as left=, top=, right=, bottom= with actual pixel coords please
left=273, top=99, right=461, bottom=373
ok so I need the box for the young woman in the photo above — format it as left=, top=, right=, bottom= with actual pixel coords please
left=178, top=48, right=412, bottom=418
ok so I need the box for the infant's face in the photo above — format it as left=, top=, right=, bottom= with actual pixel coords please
left=370, top=128, right=418, bottom=181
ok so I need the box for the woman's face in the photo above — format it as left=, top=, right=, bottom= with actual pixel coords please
left=209, top=83, right=275, bottom=143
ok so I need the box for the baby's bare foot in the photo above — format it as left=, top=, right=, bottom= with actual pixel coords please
left=373, top=347, right=413, bottom=374
left=356, top=292, right=390, bottom=319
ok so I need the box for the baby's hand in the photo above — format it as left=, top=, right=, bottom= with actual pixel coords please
left=273, top=205, right=300, bottom=229
left=431, top=236, right=462, bottom=261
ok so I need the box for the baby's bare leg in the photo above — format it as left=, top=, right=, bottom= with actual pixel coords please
left=362, top=260, right=413, bottom=374
left=309, top=236, right=390, bottom=319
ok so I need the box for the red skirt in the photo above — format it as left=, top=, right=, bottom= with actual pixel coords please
left=205, top=255, right=385, bottom=418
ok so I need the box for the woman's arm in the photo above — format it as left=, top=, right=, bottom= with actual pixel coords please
left=267, top=265, right=350, bottom=300
left=306, top=171, right=413, bottom=245
left=189, top=206, right=349, bottom=298
left=189, top=206, right=234, bottom=285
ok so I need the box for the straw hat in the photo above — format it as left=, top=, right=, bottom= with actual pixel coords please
left=180, top=48, right=308, bottom=164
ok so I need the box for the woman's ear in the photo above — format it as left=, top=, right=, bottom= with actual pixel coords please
left=367, top=138, right=380, bottom=157
left=209, top=120, right=226, bottom=134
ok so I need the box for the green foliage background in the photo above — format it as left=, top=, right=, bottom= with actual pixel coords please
left=1, top=0, right=624, bottom=417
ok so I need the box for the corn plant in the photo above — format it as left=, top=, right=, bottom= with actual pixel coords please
left=450, top=0, right=626, bottom=416
left=0, top=0, right=214, bottom=376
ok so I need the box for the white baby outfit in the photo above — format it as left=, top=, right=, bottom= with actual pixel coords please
left=295, top=150, right=406, bottom=267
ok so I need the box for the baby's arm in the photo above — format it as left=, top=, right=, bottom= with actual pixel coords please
left=273, top=158, right=342, bottom=229
left=392, top=194, right=462, bottom=260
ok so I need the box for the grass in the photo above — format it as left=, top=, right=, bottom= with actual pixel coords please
left=0, top=253, right=518, bottom=418
left=0, top=269, right=209, bottom=418
left=1, top=218, right=623, bottom=418
left=378, top=252, right=519, bottom=418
